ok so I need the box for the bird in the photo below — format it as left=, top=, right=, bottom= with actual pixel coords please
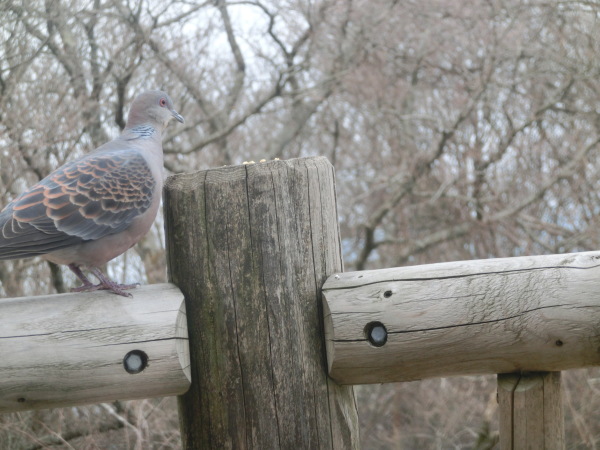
left=0, top=90, right=184, bottom=297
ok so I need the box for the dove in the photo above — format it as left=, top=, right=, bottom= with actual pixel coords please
left=0, top=90, right=184, bottom=297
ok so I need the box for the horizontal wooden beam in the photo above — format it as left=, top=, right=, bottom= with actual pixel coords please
left=323, top=251, right=600, bottom=384
left=0, top=283, right=190, bottom=412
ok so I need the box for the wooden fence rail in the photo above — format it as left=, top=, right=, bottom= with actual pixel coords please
left=322, top=251, right=600, bottom=384
left=0, top=283, right=189, bottom=413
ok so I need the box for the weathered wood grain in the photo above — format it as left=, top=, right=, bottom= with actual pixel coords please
left=0, top=283, right=190, bottom=412
left=323, top=251, right=600, bottom=384
left=498, top=372, right=564, bottom=449
left=164, top=156, right=359, bottom=449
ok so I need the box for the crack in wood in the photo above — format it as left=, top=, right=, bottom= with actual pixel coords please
left=0, top=332, right=53, bottom=339
left=1, top=325, right=129, bottom=339
left=331, top=303, right=572, bottom=342
left=325, top=263, right=600, bottom=290
left=95, top=337, right=188, bottom=347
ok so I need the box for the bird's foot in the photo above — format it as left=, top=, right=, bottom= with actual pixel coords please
left=67, top=264, right=140, bottom=297
left=71, top=281, right=99, bottom=292
left=70, top=281, right=139, bottom=297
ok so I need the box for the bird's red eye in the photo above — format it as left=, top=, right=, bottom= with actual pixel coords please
left=159, top=98, right=167, bottom=107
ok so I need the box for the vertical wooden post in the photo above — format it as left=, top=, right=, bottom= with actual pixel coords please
left=164, top=157, right=359, bottom=449
left=498, top=372, right=564, bottom=449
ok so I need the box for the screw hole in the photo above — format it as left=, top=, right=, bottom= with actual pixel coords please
left=123, top=350, right=149, bottom=374
left=383, top=290, right=393, bottom=298
left=365, top=321, right=388, bottom=347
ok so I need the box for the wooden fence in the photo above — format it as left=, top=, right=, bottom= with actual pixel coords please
left=1, top=156, right=599, bottom=449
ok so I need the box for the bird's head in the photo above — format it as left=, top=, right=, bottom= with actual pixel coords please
left=126, top=90, right=184, bottom=131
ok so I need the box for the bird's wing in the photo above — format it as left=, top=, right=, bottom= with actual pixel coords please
left=0, top=149, right=156, bottom=260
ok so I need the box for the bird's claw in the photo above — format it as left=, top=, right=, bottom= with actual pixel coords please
left=71, top=281, right=139, bottom=297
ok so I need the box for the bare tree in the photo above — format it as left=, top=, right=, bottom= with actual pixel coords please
left=1, top=0, right=600, bottom=447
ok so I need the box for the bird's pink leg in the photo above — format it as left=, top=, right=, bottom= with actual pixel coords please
left=68, top=264, right=139, bottom=297
left=89, top=267, right=139, bottom=297
left=68, top=264, right=95, bottom=289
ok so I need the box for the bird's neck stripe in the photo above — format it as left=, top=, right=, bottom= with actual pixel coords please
left=130, top=125, right=156, bottom=138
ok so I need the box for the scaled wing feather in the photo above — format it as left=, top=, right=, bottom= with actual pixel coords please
left=0, top=150, right=156, bottom=260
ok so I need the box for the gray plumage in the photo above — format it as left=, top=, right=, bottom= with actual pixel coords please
left=0, top=90, right=184, bottom=296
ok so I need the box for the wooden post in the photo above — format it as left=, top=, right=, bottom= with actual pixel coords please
left=0, top=284, right=190, bottom=412
left=498, top=372, right=564, bottom=449
left=164, top=157, right=359, bottom=449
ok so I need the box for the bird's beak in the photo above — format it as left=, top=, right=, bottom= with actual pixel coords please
left=171, top=110, right=184, bottom=123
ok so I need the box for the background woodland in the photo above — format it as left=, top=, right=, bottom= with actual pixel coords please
left=1, top=0, right=600, bottom=448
